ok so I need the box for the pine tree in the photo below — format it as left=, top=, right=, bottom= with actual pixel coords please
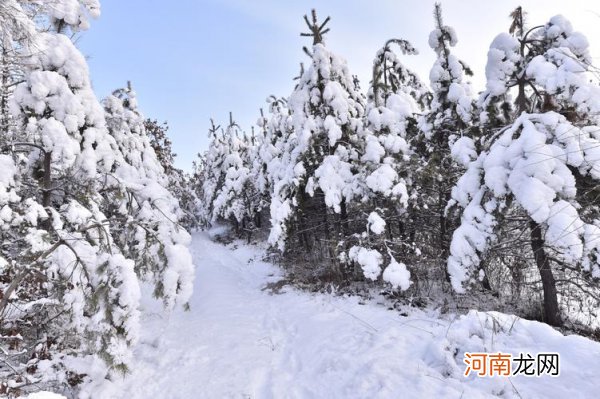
left=0, top=2, right=195, bottom=392
left=268, top=10, right=367, bottom=280
left=190, top=151, right=209, bottom=228
left=144, top=118, right=200, bottom=229
left=409, top=3, right=477, bottom=285
left=448, top=9, right=600, bottom=326
left=3, top=0, right=143, bottom=385
left=200, top=119, right=226, bottom=224
left=346, top=37, right=427, bottom=290
left=254, top=98, right=288, bottom=208
left=209, top=113, right=261, bottom=238
left=103, top=83, right=194, bottom=309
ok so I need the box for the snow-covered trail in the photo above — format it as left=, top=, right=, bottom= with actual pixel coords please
left=104, top=232, right=600, bottom=399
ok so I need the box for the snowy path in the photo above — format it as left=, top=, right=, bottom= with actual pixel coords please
left=105, top=232, right=600, bottom=399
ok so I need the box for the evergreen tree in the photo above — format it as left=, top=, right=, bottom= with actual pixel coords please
left=210, top=114, right=261, bottom=237
left=269, top=10, right=367, bottom=280
left=346, top=37, right=427, bottom=290
left=144, top=118, right=200, bottom=229
left=449, top=9, right=600, bottom=326
left=0, top=2, right=195, bottom=393
left=103, top=83, right=194, bottom=309
left=200, top=119, right=226, bottom=225
left=4, top=0, right=142, bottom=386
left=409, top=3, right=477, bottom=285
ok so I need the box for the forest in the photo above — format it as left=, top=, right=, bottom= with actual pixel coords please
left=1, top=0, right=599, bottom=398
left=195, top=5, right=600, bottom=330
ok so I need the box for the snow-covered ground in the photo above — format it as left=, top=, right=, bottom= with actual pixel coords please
left=84, top=232, right=599, bottom=398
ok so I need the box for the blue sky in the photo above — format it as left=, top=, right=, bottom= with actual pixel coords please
left=78, top=0, right=600, bottom=171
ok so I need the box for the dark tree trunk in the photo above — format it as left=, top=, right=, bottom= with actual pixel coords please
left=39, top=151, right=53, bottom=230
left=439, top=191, right=447, bottom=255
left=298, top=189, right=310, bottom=252
left=398, top=216, right=405, bottom=240
left=515, top=72, right=562, bottom=325
left=480, top=269, right=492, bottom=291
left=439, top=190, right=452, bottom=283
left=340, top=198, right=348, bottom=238
left=255, top=210, right=262, bottom=229
left=529, top=219, right=562, bottom=326
left=42, top=151, right=52, bottom=207
left=0, top=48, right=8, bottom=137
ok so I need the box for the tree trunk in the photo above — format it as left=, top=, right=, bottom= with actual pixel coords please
left=439, top=190, right=452, bottom=284
left=298, top=189, right=310, bottom=252
left=255, top=209, right=262, bottom=229
left=39, top=151, right=53, bottom=230
left=480, top=268, right=492, bottom=291
left=340, top=198, right=348, bottom=238
left=42, top=151, right=52, bottom=207
left=515, top=74, right=561, bottom=323
left=0, top=47, right=8, bottom=137
left=439, top=191, right=447, bottom=255
left=320, top=192, right=339, bottom=280
left=529, top=219, right=562, bottom=326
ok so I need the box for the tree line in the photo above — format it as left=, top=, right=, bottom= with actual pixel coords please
left=195, top=5, right=600, bottom=332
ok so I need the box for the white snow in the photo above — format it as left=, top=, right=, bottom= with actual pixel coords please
left=348, top=245, right=383, bottom=280
left=451, top=136, right=477, bottom=167
left=382, top=258, right=411, bottom=291
left=367, top=211, right=386, bottom=235
left=75, top=232, right=600, bottom=399
left=23, top=392, right=67, bottom=399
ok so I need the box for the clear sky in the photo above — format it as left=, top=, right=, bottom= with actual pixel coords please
left=78, top=0, right=600, bottom=171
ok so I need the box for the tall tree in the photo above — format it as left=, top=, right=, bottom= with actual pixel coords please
left=103, top=83, right=194, bottom=308
left=346, top=37, right=427, bottom=290
left=215, top=115, right=260, bottom=235
left=269, top=10, right=367, bottom=280
left=4, top=0, right=143, bottom=386
left=0, top=2, right=195, bottom=393
left=448, top=9, right=600, bottom=326
left=410, top=3, right=477, bottom=285
left=144, top=118, right=200, bottom=229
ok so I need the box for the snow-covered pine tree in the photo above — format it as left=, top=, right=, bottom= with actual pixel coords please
left=448, top=8, right=600, bottom=326
left=0, top=41, right=24, bottom=141
left=411, top=3, right=477, bottom=285
left=144, top=118, right=200, bottom=229
left=102, top=83, right=194, bottom=309
left=144, top=119, right=176, bottom=175
left=1, top=2, right=195, bottom=393
left=3, top=0, right=145, bottom=390
left=269, top=10, right=366, bottom=280
left=200, top=119, right=226, bottom=225
left=345, top=37, right=428, bottom=290
left=254, top=97, right=290, bottom=220
left=202, top=114, right=261, bottom=238
left=189, top=151, right=209, bottom=228
left=260, top=93, right=298, bottom=249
